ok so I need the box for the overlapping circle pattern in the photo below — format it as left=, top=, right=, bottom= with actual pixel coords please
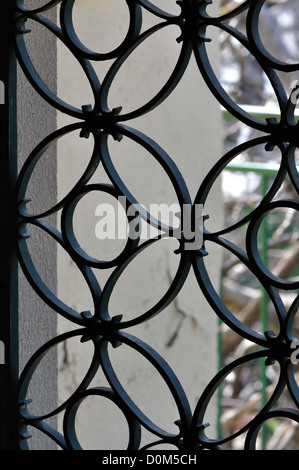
left=15, top=0, right=299, bottom=450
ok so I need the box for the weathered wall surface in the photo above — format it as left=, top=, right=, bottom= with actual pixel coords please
left=57, top=0, right=222, bottom=449
left=18, top=6, right=57, bottom=450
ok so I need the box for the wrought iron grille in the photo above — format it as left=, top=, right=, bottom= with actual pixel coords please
left=4, top=0, right=299, bottom=450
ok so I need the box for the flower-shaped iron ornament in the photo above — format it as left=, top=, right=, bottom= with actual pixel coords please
left=14, top=0, right=299, bottom=450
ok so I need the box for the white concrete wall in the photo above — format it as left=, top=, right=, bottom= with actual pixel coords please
left=57, top=0, right=222, bottom=449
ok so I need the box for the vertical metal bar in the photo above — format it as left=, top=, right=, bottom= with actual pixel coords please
left=217, top=282, right=224, bottom=441
left=260, top=173, right=269, bottom=450
left=0, top=1, right=19, bottom=450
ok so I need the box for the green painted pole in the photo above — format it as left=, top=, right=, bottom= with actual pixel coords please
left=260, top=174, right=269, bottom=450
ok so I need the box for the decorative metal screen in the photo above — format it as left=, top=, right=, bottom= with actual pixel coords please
left=6, top=0, right=299, bottom=450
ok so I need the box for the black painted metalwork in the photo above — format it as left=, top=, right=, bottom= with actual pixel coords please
left=7, top=0, right=299, bottom=450
left=0, top=2, right=19, bottom=451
